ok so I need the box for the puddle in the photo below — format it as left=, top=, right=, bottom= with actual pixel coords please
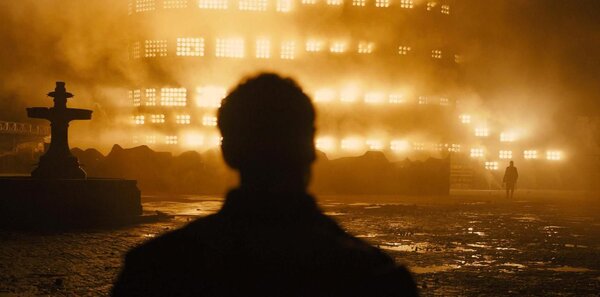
left=501, top=263, right=526, bottom=269
left=380, top=242, right=431, bottom=253
left=546, top=266, right=593, bottom=272
left=324, top=212, right=346, bottom=216
left=411, top=264, right=461, bottom=274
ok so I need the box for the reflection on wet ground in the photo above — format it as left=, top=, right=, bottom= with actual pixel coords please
left=1, top=193, right=599, bottom=296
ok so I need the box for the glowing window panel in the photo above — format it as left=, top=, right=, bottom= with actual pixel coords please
left=135, top=0, right=155, bottom=12
left=216, top=38, right=245, bottom=58
left=133, top=115, right=145, bottom=125
left=196, top=86, right=226, bottom=107
left=150, top=114, right=165, bottom=124
left=364, top=92, right=385, bottom=104
left=357, top=42, right=374, bottom=54
left=175, top=115, right=191, bottom=124
left=314, top=88, right=336, bottom=103
left=389, top=94, right=404, bottom=104
left=164, top=0, right=188, bottom=8
left=130, top=90, right=141, bottom=107
left=400, top=0, right=413, bottom=8
left=160, top=88, right=187, bottom=106
left=524, top=150, right=538, bottom=159
left=341, top=138, right=364, bottom=151
left=202, top=115, right=218, bottom=127
left=546, top=150, right=562, bottom=161
left=165, top=136, right=179, bottom=145
left=426, top=1, right=436, bottom=11
left=198, top=0, right=228, bottom=9
left=176, top=38, right=205, bottom=57
left=146, top=135, right=156, bottom=144
left=255, top=38, right=271, bottom=59
left=330, top=41, right=347, bottom=54
left=413, top=142, right=425, bottom=151
left=375, top=0, right=389, bottom=8
left=432, top=49, right=443, bottom=59
left=398, top=46, right=411, bottom=55
left=276, top=0, right=293, bottom=12
left=130, top=42, right=141, bottom=59
left=418, top=96, right=427, bottom=105
left=145, top=88, right=157, bottom=106
left=239, top=0, right=267, bottom=11
left=499, top=150, right=513, bottom=159
left=475, top=127, right=489, bottom=137
left=327, top=0, right=343, bottom=5
left=449, top=144, right=461, bottom=152
left=366, top=139, right=384, bottom=151
left=280, top=41, right=296, bottom=60
left=390, top=140, right=410, bottom=152
left=302, top=0, right=317, bottom=4
left=441, top=4, right=450, bottom=15
left=459, top=114, right=471, bottom=124
left=306, top=40, right=324, bottom=52
left=500, top=132, right=517, bottom=142
left=340, top=86, right=360, bottom=103
left=440, top=97, right=449, bottom=106
left=315, top=137, right=336, bottom=152
left=485, top=161, right=499, bottom=171
left=352, top=0, right=366, bottom=6
left=182, top=132, right=204, bottom=148
left=128, top=0, right=134, bottom=15
left=470, top=148, right=484, bottom=158
left=145, top=40, right=168, bottom=58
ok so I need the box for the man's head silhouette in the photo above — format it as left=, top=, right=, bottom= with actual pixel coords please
left=218, top=73, right=316, bottom=191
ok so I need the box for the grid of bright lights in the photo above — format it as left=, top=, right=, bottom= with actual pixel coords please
left=326, top=0, right=343, bottom=6
left=176, top=38, right=205, bottom=56
left=145, top=40, right=168, bottom=58
left=135, top=0, right=155, bottom=12
left=216, top=38, right=245, bottom=58
left=165, top=136, right=179, bottom=144
left=239, top=0, right=268, bottom=11
left=130, top=90, right=141, bottom=107
left=524, top=150, right=537, bottom=159
left=202, top=115, right=218, bottom=126
left=130, top=42, right=141, bottom=59
left=400, top=0, right=413, bottom=9
left=306, top=40, right=324, bottom=52
left=276, top=0, right=293, bottom=12
left=176, top=115, right=191, bottom=124
left=198, top=0, right=228, bottom=9
left=150, top=114, right=165, bottom=124
left=546, top=150, right=562, bottom=161
left=470, top=148, right=484, bottom=158
left=145, top=89, right=157, bottom=106
left=418, top=96, right=427, bottom=105
left=459, top=114, right=471, bottom=124
left=375, top=0, right=390, bottom=8
left=301, top=0, right=317, bottom=4
left=255, top=38, right=271, bottom=58
left=196, top=86, right=226, bottom=107
left=357, top=41, right=374, bottom=54
left=475, top=127, right=489, bottom=137
left=426, top=1, right=436, bottom=11
left=352, top=0, right=366, bottom=6
left=389, top=94, right=404, bottom=104
left=413, top=142, right=425, bottom=151
left=499, top=150, right=512, bottom=159
left=431, top=49, right=442, bottom=59
left=330, top=41, right=348, bottom=54
left=398, top=46, right=411, bottom=55
left=146, top=135, right=157, bottom=144
left=164, top=0, right=188, bottom=8
left=390, top=140, right=410, bottom=152
left=280, top=41, right=296, bottom=59
left=440, top=97, right=449, bottom=106
left=160, top=88, right=187, bottom=106
left=441, top=4, right=450, bottom=15
left=484, top=161, right=499, bottom=171
left=133, top=115, right=145, bottom=125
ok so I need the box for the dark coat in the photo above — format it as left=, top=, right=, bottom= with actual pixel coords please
left=503, top=166, right=519, bottom=184
left=112, top=189, right=418, bottom=297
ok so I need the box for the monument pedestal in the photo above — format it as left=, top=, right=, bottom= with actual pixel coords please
left=0, top=177, right=143, bottom=228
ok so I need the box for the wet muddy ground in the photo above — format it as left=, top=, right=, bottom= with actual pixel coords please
left=1, top=191, right=599, bottom=296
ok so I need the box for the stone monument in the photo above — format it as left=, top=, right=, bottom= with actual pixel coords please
left=0, top=82, right=144, bottom=229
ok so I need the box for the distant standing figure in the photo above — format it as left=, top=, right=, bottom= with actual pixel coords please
left=503, top=160, right=519, bottom=198
left=112, top=73, right=418, bottom=296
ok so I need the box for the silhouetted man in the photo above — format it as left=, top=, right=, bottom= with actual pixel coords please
left=112, top=73, right=418, bottom=297
left=503, top=160, right=519, bottom=199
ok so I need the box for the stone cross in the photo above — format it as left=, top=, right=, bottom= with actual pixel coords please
left=27, top=82, right=93, bottom=179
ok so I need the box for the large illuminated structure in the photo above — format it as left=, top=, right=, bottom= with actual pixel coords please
left=126, top=0, right=564, bottom=186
